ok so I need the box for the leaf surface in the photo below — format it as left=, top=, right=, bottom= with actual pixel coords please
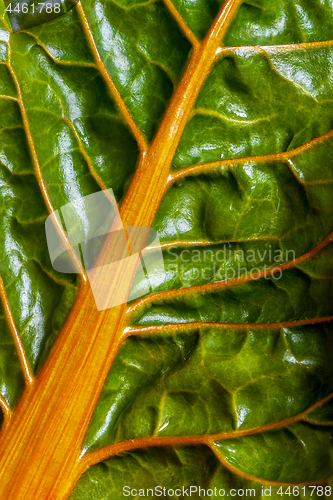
left=0, top=0, right=332, bottom=498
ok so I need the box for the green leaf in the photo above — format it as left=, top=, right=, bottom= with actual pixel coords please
left=0, top=0, right=333, bottom=498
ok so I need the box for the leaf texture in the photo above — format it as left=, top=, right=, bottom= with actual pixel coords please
left=0, top=0, right=332, bottom=499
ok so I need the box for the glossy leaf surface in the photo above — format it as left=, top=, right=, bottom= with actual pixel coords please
left=0, top=0, right=332, bottom=498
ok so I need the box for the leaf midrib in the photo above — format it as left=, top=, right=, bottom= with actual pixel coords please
left=0, top=1, right=244, bottom=498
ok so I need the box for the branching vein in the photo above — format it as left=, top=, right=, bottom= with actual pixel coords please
left=79, top=391, right=333, bottom=473
left=76, top=3, right=148, bottom=154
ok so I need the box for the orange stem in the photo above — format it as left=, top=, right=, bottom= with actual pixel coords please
left=0, top=1, right=243, bottom=499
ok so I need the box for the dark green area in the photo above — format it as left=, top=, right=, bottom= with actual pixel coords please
left=83, top=321, right=333, bottom=453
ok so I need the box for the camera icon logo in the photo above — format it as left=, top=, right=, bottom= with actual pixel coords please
left=45, top=189, right=165, bottom=310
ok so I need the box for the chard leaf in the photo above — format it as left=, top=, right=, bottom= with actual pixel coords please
left=0, top=1, right=332, bottom=499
